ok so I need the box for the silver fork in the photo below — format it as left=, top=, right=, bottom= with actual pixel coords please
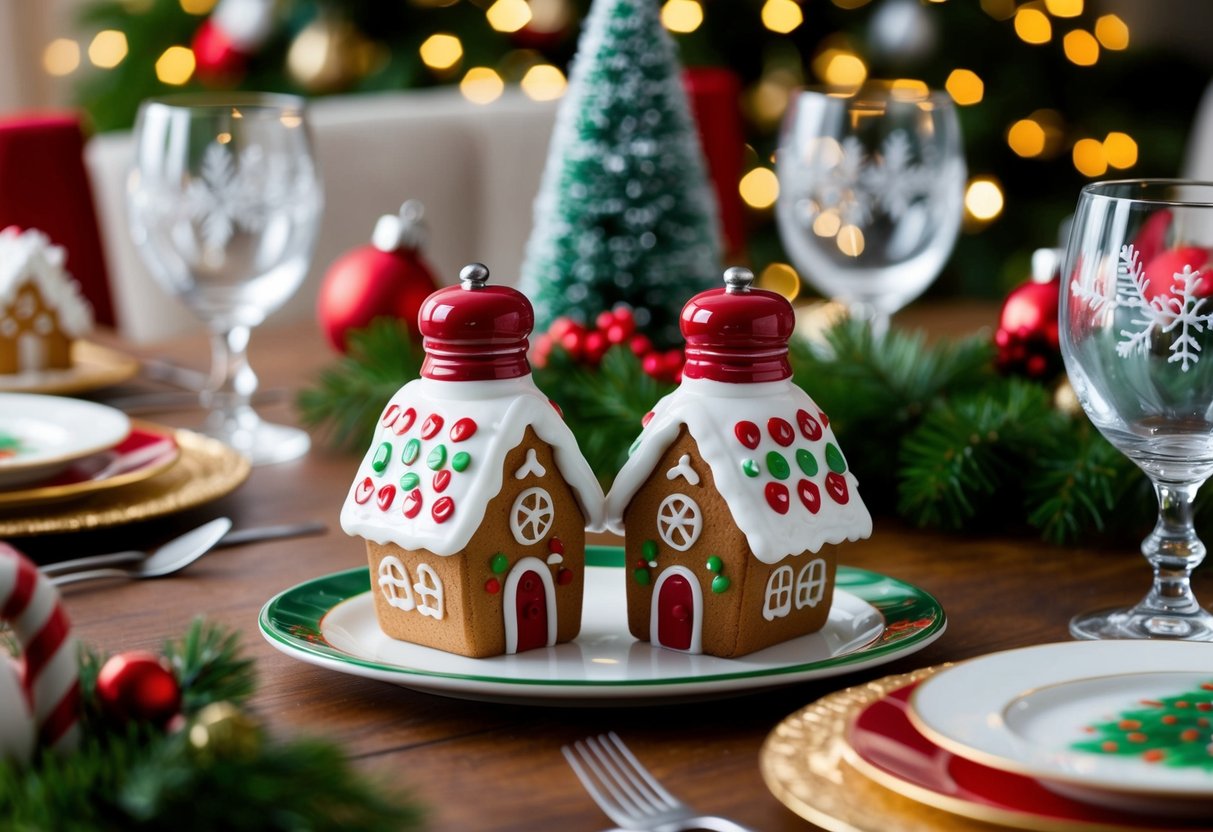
left=562, top=733, right=753, bottom=832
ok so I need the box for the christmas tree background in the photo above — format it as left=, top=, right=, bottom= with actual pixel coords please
left=56, top=0, right=1209, bottom=303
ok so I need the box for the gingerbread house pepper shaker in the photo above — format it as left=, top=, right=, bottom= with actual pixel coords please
left=605, top=267, right=873, bottom=658
left=341, top=264, right=604, bottom=658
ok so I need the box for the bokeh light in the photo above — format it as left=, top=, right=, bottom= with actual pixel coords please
left=964, top=177, right=1004, bottom=221
left=945, top=69, right=983, bottom=106
left=739, top=167, right=779, bottom=209
left=43, top=39, right=80, bottom=77
left=1063, top=30, right=1099, bottom=66
left=661, top=0, right=704, bottom=34
left=1072, top=138, right=1108, bottom=177
left=88, top=30, right=129, bottom=69
left=155, top=46, right=196, bottom=85
left=761, top=0, right=803, bottom=34
left=521, top=64, right=567, bottom=101
left=419, top=34, right=463, bottom=70
left=460, top=67, right=504, bottom=104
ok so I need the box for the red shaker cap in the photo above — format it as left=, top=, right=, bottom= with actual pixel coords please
left=680, top=267, right=794, bottom=384
left=419, top=263, right=534, bottom=381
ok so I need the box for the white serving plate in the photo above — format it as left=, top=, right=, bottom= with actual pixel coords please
left=0, top=393, right=130, bottom=488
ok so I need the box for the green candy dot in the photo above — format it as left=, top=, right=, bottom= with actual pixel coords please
left=741, top=459, right=760, bottom=478
left=451, top=451, right=471, bottom=472
left=825, top=443, right=847, bottom=474
left=766, top=451, right=790, bottom=480
left=427, top=444, right=447, bottom=471
left=490, top=553, right=508, bottom=574
left=402, top=438, right=421, bottom=465
left=628, top=436, right=642, bottom=456
left=711, top=574, right=731, bottom=594
left=796, top=448, right=818, bottom=477
left=706, top=555, right=722, bottom=573
left=399, top=472, right=420, bottom=491
left=642, top=540, right=658, bottom=559
left=633, top=569, right=651, bottom=586
left=371, top=442, right=392, bottom=474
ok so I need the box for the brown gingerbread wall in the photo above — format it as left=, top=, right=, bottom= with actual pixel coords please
left=0, top=283, right=71, bottom=374
left=366, top=427, right=586, bottom=658
left=621, top=427, right=838, bottom=658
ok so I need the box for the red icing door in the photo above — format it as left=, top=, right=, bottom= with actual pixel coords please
left=656, top=573, right=694, bottom=650
left=514, top=570, right=547, bottom=652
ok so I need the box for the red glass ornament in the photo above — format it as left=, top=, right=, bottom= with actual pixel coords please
left=681, top=268, right=794, bottom=384
left=1143, top=246, right=1213, bottom=302
left=96, top=651, right=180, bottom=726
left=419, top=264, right=534, bottom=381
left=191, top=19, right=246, bottom=85
left=994, top=278, right=1062, bottom=380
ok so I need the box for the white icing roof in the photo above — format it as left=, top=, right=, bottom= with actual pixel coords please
left=0, top=227, right=92, bottom=337
left=341, top=376, right=605, bottom=556
left=605, top=377, right=872, bottom=563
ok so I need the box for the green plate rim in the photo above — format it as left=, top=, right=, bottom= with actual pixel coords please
left=258, top=545, right=946, bottom=688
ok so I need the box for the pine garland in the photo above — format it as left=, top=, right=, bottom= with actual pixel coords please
left=297, top=317, right=1193, bottom=545
left=1, top=620, right=423, bottom=831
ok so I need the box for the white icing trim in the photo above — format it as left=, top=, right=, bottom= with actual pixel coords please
left=514, top=448, right=547, bottom=480
left=605, top=377, right=872, bottom=562
left=0, top=228, right=92, bottom=338
left=377, top=556, right=416, bottom=611
left=650, top=566, right=703, bottom=654
left=503, top=557, right=557, bottom=654
left=665, top=454, right=700, bottom=485
left=763, top=565, right=794, bottom=621
left=546, top=553, right=563, bottom=565
left=510, top=486, right=555, bottom=546
left=655, top=493, right=702, bottom=552
left=413, top=563, right=444, bottom=620
left=795, top=558, right=828, bottom=609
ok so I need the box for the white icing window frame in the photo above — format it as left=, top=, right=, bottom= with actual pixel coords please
left=413, top=563, right=444, bottom=620
left=510, top=486, right=555, bottom=546
left=763, top=565, right=794, bottom=621
left=377, top=555, right=416, bottom=611
left=650, top=565, right=704, bottom=654
left=502, top=557, right=557, bottom=654
left=795, top=558, right=828, bottom=610
left=656, top=493, right=702, bottom=552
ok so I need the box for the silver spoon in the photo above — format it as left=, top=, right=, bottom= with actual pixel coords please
left=45, top=517, right=233, bottom=586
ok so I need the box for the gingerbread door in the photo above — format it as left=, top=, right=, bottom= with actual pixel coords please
left=654, top=568, right=697, bottom=651
left=504, top=556, right=556, bottom=654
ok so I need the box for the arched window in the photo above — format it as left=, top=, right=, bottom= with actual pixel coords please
left=763, top=565, right=794, bottom=621
left=413, top=563, right=444, bottom=620
left=656, top=493, right=702, bottom=551
left=378, top=556, right=415, bottom=611
left=795, top=558, right=828, bottom=609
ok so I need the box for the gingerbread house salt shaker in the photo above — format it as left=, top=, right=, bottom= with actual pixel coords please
left=340, top=264, right=604, bottom=658
left=605, top=267, right=872, bottom=657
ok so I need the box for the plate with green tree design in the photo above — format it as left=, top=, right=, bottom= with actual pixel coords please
left=259, top=547, right=945, bottom=706
left=909, top=641, right=1213, bottom=816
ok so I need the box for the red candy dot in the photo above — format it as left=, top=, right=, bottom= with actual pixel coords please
left=797, top=479, right=821, bottom=514
left=765, top=482, right=790, bottom=514
left=735, top=421, right=761, bottom=449
left=421, top=413, right=444, bottom=440
left=825, top=471, right=849, bottom=505
left=376, top=484, right=396, bottom=512
left=381, top=404, right=400, bottom=428
left=557, top=568, right=574, bottom=585
left=393, top=407, right=417, bottom=436
left=402, top=488, right=423, bottom=519
left=642, top=411, right=654, bottom=427
left=433, top=469, right=452, bottom=493
left=450, top=417, right=477, bottom=442
left=1143, top=749, right=1165, bottom=763
left=549, top=537, right=564, bottom=554
left=549, top=399, right=564, bottom=418
left=819, top=410, right=830, bottom=428
left=797, top=408, right=823, bottom=441
left=354, top=477, right=374, bottom=504
left=768, top=417, right=794, bottom=447
left=485, top=578, right=501, bottom=594
left=432, top=496, right=455, bottom=523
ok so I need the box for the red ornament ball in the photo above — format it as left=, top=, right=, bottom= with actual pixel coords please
left=995, top=278, right=1062, bottom=380
left=96, top=651, right=181, bottom=726
left=191, top=19, right=247, bottom=85
left=1143, top=246, right=1213, bottom=302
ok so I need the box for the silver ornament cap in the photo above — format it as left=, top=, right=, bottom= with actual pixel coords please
left=372, top=199, right=427, bottom=253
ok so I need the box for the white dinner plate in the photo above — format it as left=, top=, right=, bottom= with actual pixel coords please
left=909, top=641, right=1213, bottom=815
left=260, top=551, right=946, bottom=706
left=0, top=393, right=130, bottom=488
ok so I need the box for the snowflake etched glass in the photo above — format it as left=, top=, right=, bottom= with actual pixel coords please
left=1059, top=179, right=1213, bottom=642
left=775, top=86, right=965, bottom=331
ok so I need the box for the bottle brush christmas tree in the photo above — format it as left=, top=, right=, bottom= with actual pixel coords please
left=519, top=0, right=721, bottom=349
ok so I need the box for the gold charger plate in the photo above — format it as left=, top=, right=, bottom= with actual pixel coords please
left=0, top=341, right=140, bottom=395
left=0, top=428, right=250, bottom=536
left=758, top=665, right=1019, bottom=832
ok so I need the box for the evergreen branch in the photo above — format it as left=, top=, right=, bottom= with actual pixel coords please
left=163, top=619, right=257, bottom=714
left=296, top=318, right=423, bottom=453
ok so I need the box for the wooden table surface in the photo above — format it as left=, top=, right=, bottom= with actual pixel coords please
left=11, top=310, right=1209, bottom=831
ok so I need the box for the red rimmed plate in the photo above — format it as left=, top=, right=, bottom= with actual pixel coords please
left=845, top=681, right=1213, bottom=832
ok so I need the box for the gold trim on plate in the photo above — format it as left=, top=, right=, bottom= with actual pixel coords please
left=0, top=341, right=140, bottom=395
left=0, top=428, right=249, bottom=536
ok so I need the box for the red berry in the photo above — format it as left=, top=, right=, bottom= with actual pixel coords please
left=630, top=334, right=654, bottom=356
left=531, top=333, right=553, bottom=368
left=663, top=349, right=685, bottom=373
left=560, top=329, right=585, bottom=358
left=96, top=651, right=181, bottom=726
left=549, top=317, right=580, bottom=339
left=642, top=353, right=663, bottom=377
left=612, top=305, right=636, bottom=326
left=584, top=331, right=609, bottom=363
left=605, top=323, right=630, bottom=344
left=596, top=310, right=616, bottom=331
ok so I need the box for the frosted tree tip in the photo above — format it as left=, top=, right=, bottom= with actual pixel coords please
left=460, top=262, right=490, bottom=289
left=723, top=267, right=754, bottom=294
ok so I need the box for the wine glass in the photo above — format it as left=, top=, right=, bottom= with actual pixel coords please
left=1060, top=179, right=1213, bottom=641
left=127, top=93, right=323, bottom=465
left=775, top=85, right=965, bottom=334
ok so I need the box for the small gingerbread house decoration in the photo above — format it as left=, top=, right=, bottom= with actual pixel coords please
left=0, top=227, right=92, bottom=375
left=605, top=267, right=872, bottom=658
left=341, top=264, right=605, bottom=658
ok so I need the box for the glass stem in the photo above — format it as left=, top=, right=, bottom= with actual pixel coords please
left=1140, top=481, right=1207, bottom=617
left=202, top=325, right=258, bottom=428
